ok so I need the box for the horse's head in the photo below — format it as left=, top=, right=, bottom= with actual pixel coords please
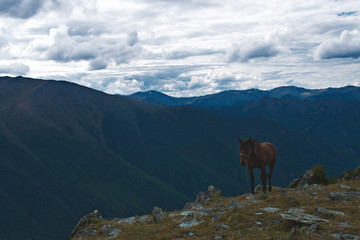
left=237, top=137, right=255, bottom=166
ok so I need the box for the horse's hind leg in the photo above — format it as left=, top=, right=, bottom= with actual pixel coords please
left=261, top=167, right=267, bottom=192
left=268, top=165, right=274, bottom=192
left=249, top=167, right=255, bottom=194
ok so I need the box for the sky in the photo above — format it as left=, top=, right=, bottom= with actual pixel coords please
left=0, top=0, right=360, bottom=97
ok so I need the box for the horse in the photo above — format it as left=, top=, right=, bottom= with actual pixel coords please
left=237, top=137, right=277, bottom=194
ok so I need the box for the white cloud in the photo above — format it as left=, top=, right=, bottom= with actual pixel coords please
left=0, top=0, right=45, bottom=19
left=0, top=63, right=30, bottom=75
left=314, top=30, right=360, bottom=59
left=226, top=41, right=282, bottom=62
left=1, top=0, right=360, bottom=95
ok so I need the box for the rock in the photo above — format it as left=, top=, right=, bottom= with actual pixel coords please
left=183, top=185, right=221, bottom=210
left=279, top=187, right=285, bottom=193
left=195, top=186, right=222, bottom=204
left=214, top=236, right=223, bottom=239
left=67, top=210, right=102, bottom=240
left=137, top=215, right=152, bottom=223
left=289, top=170, right=313, bottom=189
left=181, top=208, right=214, bottom=219
left=310, top=184, right=323, bottom=190
left=188, top=232, right=195, bottom=236
left=288, top=208, right=305, bottom=213
left=338, top=222, right=353, bottom=227
left=108, top=228, right=122, bottom=238
left=254, top=184, right=262, bottom=193
left=246, top=194, right=255, bottom=200
left=331, top=232, right=360, bottom=240
left=279, top=210, right=329, bottom=225
left=228, top=200, right=247, bottom=208
left=183, top=202, right=203, bottom=211
left=179, top=210, right=194, bottom=216
left=99, top=225, right=111, bottom=233
left=328, top=191, right=360, bottom=200
left=260, top=207, right=280, bottom=212
left=339, top=184, right=351, bottom=190
left=315, top=206, right=346, bottom=216
left=152, top=207, right=166, bottom=223
left=117, top=216, right=136, bottom=224
left=178, top=219, right=204, bottom=228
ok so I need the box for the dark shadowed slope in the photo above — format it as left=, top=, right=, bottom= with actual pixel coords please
left=204, top=97, right=360, bottom=163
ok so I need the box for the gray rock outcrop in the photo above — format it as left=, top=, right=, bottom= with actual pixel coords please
left=289, top=170, right=313, bottom=189
left=183, top=185, right=221, bottom=210
left=328, top=191, right=360, bottom=200
left=152, top=207, right=166, bottom=222
left=67, top=210, right=102, bottom=240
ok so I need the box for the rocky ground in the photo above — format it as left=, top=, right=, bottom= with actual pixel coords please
left=68, top=172, right=360, bottom=240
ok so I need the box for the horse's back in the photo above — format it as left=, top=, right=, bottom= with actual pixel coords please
left=261, top=142, right=277, bottom=166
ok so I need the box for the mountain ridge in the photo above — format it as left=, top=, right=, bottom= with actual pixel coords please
left=128, top=85, right=360, bottom=106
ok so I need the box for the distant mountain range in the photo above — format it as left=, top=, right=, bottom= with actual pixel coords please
left=0, top=76, right=359, bottom=240
left=128, top=85, right=360, bottom=106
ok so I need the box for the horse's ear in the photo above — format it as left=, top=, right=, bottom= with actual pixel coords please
left=237, top=137, right=243, bottom=143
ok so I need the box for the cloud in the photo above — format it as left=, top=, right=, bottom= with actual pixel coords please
left=28, top=25, right=98, bottom=62
left=28, top=24, right=143, bottom=69
left=0, top=63, right=30, bottom=75
left=124, top=68, right=262, bottom=97
left=67, top=20, right=107, bottom=36
left=89, top=58, right=108, bottom=71
left=126, top=31, right=138, bottom=47
left=0, top=0, right=45, bottom=19
left=226, top=41, right=282, bottom=62
left=314, top=30, right=360, bottom=59
left=164, top=48, right=223, bottom=60
left=0, top=36, right=8, bottom=49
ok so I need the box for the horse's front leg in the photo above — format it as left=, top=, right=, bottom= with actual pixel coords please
left=261, top=167, right=267, bottom=193
left=249, top=167, right=255, bottom=194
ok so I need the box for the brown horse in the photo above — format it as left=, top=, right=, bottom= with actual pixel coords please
left=237, top=137, right=277, bottom=194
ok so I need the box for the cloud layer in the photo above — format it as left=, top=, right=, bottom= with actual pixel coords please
left=314, top=30, right=360, bottom=59
left=0, top=0, right=360, bottom=96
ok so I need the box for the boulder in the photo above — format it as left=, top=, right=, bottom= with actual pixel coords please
left=328, top=191, right=360, bottom=200
left=315, top=206, right=346, bottom=216
left=279, top=209, right=329, bottom=225
left=289, top=169, right=314, bottom=189
left=67, top=210, right=102, bottom=240
left=195, top=185, right=222, bottom=204
left=108, top=228, right=123, bottom=238
left=331, top=232, right=360, bottom=240
left=152, top=207, right=166, bottom=223
left=184, top=185, right=221, bottom=210
left=178, top=219, right=203, bottom=228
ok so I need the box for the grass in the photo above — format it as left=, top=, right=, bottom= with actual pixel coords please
left=71, top=179, right=360, bottom=240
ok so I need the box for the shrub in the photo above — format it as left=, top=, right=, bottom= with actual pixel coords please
left=311, top=165, right=329, bottom=185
